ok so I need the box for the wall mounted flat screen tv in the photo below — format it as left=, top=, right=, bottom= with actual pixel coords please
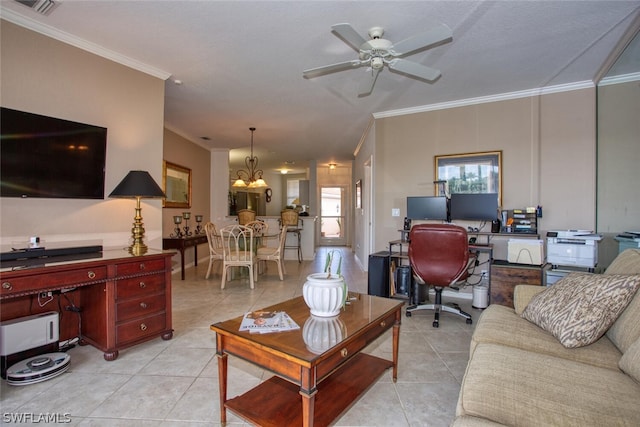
left=449, top=193, right=499, bottom=221
left=1, top=107, right=107, bottom=199
left=406, top=196, right=449, bottom=221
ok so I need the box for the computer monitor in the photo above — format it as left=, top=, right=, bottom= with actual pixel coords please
left=449, top=193, right=499, bottom=221
left=406, top=196, right=448, bottom=221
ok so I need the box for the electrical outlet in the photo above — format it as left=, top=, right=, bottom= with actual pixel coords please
left=391, top=208, right=400, bottom=217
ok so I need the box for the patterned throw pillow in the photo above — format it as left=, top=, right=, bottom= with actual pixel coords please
left=521, top=273, right=640, bottom=348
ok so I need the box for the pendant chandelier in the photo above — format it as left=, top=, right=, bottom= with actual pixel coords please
left=232, top=127, right=268, bottom=188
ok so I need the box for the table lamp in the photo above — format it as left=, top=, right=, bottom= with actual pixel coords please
left=109, top=170, right=166, bottom=255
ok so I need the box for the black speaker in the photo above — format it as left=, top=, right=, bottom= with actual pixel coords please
left=368, top=252, right=391, bottom=297
left=403, top=217, right=411, bottom=231
left=491, top=219, right=501, bottom=233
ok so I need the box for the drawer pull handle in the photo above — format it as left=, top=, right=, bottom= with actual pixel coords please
left=139, top=282, right=146, bottom=288
left=380, top=320, right=386, bottom=328
left=140, top=323, right=147, bottom=331
left=87, top=271, right=96, bottom=279
left=2, top=282, right=12, bottom=290
left=340, top=348, right=348, bottom=358
left=140, top=302, right=148, bottom=309
left=139, top=263, right=146, bottom=270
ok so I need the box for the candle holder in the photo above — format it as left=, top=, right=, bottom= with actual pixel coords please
left=171, top=215, right=184, bottom=238
left=194, top=215, right=204, bottom=234
left=182, top=212, right=192, bottom=236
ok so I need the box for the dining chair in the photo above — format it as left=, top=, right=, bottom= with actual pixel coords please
left=204, top=222, right=224, bottom=279
left=244, top=220, right=269, bottom=249
left=219, top=224, right=257, bottom=289
left=256, top=225, right=288, bottom=280
left=237, top=209, right=256, bottom=225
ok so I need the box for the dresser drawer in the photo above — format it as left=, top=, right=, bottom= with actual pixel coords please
left=116, top=312, right=166, bottom=345
left=116, top=258, right=166, bottom=276
left=117, top=293, right=166, bottom=322
left=116, top=274, right=165, bottom=300
left=1, top=266, right=107, bottom=297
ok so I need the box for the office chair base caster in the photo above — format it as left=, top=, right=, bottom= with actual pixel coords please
left=466, top=319, right=473, bottom=325
left=433, top=321, right=439, bottom=328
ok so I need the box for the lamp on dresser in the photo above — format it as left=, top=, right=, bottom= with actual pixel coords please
left=109, top=170, right=166, bottom=255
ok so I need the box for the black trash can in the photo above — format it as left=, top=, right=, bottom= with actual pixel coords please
left=411, top=280, right=429, bottom=305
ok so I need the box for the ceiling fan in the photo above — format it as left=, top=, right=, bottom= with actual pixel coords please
left=303, top=23, right=453, bottom=96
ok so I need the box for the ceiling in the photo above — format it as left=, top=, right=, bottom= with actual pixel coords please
left=2, top=1, right=639, bottom=176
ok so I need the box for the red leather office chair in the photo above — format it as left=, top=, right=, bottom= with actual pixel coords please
left=407, top=223, right=473, bottom=327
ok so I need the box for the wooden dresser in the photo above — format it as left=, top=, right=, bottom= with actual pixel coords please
left=1, top=249, right=174, bottom=361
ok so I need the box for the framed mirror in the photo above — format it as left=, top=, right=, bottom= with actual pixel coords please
left=435, top=151, right=502, bottom=206
left=163, top=161, right=191, bottom=208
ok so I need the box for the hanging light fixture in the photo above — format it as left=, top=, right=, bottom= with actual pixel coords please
left=232, top=127, right=268, bottom=188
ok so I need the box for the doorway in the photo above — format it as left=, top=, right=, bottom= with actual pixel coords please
left=319, top=186, right=347, bottom=246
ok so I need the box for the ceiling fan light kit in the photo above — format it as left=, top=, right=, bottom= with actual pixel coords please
left=303, top=22, right=452, bottom=95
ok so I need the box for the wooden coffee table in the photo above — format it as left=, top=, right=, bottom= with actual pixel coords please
left=210, top=294, right=403, bottom=427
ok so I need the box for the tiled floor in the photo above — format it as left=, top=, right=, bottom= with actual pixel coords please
left=1, top=247, right=480, bottom=426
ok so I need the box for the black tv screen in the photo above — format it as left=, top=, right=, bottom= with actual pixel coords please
left=1, top=107, right=107, bottom=199
left=449, top=193, right=499, bottom=221
left=406, top=196, right=448, bottom=220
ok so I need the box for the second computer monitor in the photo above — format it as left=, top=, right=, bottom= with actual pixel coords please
left=449, top=193, right=499, bottom=221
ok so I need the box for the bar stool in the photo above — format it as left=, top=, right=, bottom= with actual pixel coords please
left=281, top=209, right=303, bottom=262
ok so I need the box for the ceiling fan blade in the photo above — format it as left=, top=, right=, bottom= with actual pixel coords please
left=391, top=24, right=452, bottom=56
left=331, top=23, right=367, bottom=51
left=303, top=60, right=364, bottom=78
left=358, top=68, right=381, bottom=97
left=302, top=59, right=363, bottom=79
left=388, top=58, right=441, bottom=81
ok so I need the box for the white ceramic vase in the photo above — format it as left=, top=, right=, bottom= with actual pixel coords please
left=302, top=315, right=346, bottom=354
left=302, top=272, right=346, bottom=317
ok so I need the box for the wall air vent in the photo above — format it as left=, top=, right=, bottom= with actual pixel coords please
left=14, top=0, right=61, bottom=15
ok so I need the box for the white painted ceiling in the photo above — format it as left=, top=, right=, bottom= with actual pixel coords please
left=2, top=1, right=639, bottom=175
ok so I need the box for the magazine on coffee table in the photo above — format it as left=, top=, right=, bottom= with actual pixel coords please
left=239, top=310, right=300, bottom=334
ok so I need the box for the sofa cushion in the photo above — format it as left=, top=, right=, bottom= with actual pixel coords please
left=456, top=343, right=640, bottom=426
left=471, top=304, right=622, bottom=370
left=604, top=248, right=640, bottom=275
left=521, top=273, right=640, bottom=348
left=619, top=336, right=640, bottom=383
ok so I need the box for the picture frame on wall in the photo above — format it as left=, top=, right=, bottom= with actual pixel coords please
left=355, top=179, right=362, bottom=209
left=163, top=160, right=192, bottom=208
left=435, top=151, right=502, bottom=206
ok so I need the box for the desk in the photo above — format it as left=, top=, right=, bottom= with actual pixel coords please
left=0, top=250, right=174, bottom=361
left=211, top=294, right=402, bottom=427
left=163, top=234, right=208, bottom=280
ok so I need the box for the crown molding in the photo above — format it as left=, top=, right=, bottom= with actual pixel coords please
left=1, top=8, right=171, bottom=80
left=599, top=71, right=640, bottom=86
left=373, top=80, right=595, bottom=119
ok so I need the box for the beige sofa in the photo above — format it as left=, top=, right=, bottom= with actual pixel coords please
left=453, top=249, right=640, bottom=426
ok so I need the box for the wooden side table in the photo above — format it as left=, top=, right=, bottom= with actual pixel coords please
left=162, top=234, right=208, bottom=280
left=490, top=261, right=548, bottom=308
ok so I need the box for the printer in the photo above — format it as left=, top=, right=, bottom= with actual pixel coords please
left=546, top=230, right=602, bottom=269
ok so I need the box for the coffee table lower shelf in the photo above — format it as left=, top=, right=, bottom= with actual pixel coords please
left=225, top=353, right=393, bottom=427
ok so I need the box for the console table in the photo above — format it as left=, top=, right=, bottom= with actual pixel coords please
left=0, top=249, right=174, bottom=361
left=163, top=234, right=208, bottom=280
left=211, top=294, right=402, bottom=427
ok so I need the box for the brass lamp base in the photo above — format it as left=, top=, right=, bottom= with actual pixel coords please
left=128, top=197, right=148, bottom=256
